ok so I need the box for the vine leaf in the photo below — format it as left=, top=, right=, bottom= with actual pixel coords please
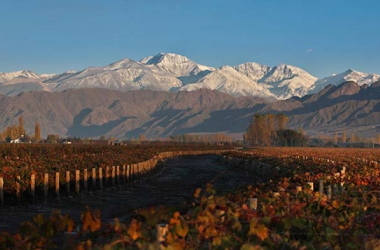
left=127, top=219, right=141, bottom=241
left=248, top=219, right=268, bottom=241
left=194, top=188, right=201, bottom=199
left=81, top=207, right=101, bottom=232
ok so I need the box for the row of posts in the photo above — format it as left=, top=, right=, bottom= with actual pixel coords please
left=0, top=160, right=156, bottom=207
left=0, top=150, right=230, bottom=208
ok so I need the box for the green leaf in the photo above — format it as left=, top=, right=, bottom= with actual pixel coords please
left=345, top=242, right=357, bottom=249
left=241, top=244, right=263, bottom=250
left=261, top=216, right=271, bottom=225
left=325, top=227, right=335, bottom=236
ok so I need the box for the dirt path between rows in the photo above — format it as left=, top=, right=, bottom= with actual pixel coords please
left=0, top=155, right=256, bottom=234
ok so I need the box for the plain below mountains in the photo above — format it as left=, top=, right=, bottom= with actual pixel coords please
left=1, top=53, right=379, bottom=100
left=1, top=80, right=380, bottom=140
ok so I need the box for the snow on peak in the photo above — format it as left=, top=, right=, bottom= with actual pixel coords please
left=311, top=68, right=380, bottom=93
left=103, top=58, right=144, bottom=71
left=0, top=70, right=40, bottom=83
left=234, top=62, right=270, bottom=81
left=142, top=52, right=191, bottom=65
left=179, top=65, right=275, bottom=98
left=140, top=52, right=215, bottom=79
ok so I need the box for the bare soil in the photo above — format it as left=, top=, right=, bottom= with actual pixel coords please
left=0, top=155, right=256, bottom=234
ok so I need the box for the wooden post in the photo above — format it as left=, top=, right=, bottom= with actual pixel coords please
left=295, top=186, right=302, bottom=195
left=137, top=163, right=141, bottom=180
left=75, top=170, right=80, bottom=196
left=92, top=168, right=96, bottom=189
left=122, top=165, right=126, bottom=185
left=142, top=162, right=145, bottom=176
left=44, top=173, right=49, bottom=203
left=106, top=166, right=110, bottom=186
left=140, top=162, right=145, bottom=179
left=0, top=177, right=3, bottom=209
left=327, top=185, right=332, bottom=200
left=333, top=184, right=338, bottom=195
left=132, top=164, right=135, bottom=182
left=306, top=182, right=314, bottom=191
left=248, top=198, right=258, bottom=210
left=133, top=164, right=137, bottom=181
left=141, top=162, right=145, bottom=179
left=83, top=169, right=88, bottom=194
left=66, top=171, right=70, bottom=196
left=31, top=174, right=35, bottom=203
left=55, top=172, right=60, bottom=200
left=116, top=166, right=120, bottom=186
left=126, top=165, right=130, bottom=183
left=99, top=168, right=103, bottom=191
left=112, top=166, right=116, bottom=186
left=156, top=223, right=169, bottom=243
left=318, top=179, right=324, bottom=195
left=16, top=176, right=21, bottom=204
left=140, top=163, right=144, bottom=178
left=135, top=163, right=138, bottom=181
left=341, top=167, right=346, bottom=176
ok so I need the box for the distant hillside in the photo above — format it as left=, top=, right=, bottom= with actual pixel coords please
left=0, top=81, right=380, bottom=139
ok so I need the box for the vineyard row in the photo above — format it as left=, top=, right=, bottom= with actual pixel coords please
left=0, top=150, right=232, bottom=207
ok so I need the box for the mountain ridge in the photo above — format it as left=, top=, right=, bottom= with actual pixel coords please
left=0, top=81, right=379, bottom=140
left=1, top=52, right=379, bottom=99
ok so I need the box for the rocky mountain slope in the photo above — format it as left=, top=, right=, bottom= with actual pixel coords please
left=1, top=81, right=380, bottom=139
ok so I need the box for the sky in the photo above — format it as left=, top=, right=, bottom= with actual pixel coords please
left=0, top=0, right=379, bottom=78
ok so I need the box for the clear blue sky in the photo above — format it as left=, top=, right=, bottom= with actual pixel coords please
left=0, top=0, right=379, bottom=77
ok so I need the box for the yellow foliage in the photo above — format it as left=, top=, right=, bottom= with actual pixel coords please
left=248, top=219, right=268, bottom=241
left=127, top=219, right=141, bottom=241
left=81, top=207, right=101, bottom=232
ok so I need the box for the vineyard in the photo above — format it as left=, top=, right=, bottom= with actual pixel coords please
left=1, top=146, right=380, bottom=249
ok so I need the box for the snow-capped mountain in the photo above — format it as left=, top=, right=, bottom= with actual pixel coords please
left=0, top=70, right=40, bottom=83
left=140, top=52, right=215, bottom=84
left=179, top=65, right=275, bottom=98
left=52, top=58, right=182, bottom=92
left=234, top=63, right=317, bottom=99
left=1, top=52, right=379, bottom=100
left=234, top=62, right=270, bottom=81
left=310, top=69, right=380, bottom=93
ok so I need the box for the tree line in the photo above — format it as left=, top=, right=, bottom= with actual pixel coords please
left=244, top=113, right=307, bottom=147
left=0, top=116, right=43, bottom=143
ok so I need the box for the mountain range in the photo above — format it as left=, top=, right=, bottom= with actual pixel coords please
left=1, top=80, right=380, bottom=140
left=1, top=53, right=379, bottom=100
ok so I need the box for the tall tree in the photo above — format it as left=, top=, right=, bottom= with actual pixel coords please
left=342, top=131, right=347, bottom=143
left=245, top=113, right=290, bottom=146
left=266, top=114, right=275, bottom=145
left=139, top=134, right=146, bottom=142
left=276, top=113, right=288, bottom=131
left=333, top=132, right=338, bottom=145
left=350, top=132, right=356, bottom=143
left=11, top=125, right=18, bottom=140
left=18, top=116, right=25, bottom=137
left=35, top=123, right=41, bottom=142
